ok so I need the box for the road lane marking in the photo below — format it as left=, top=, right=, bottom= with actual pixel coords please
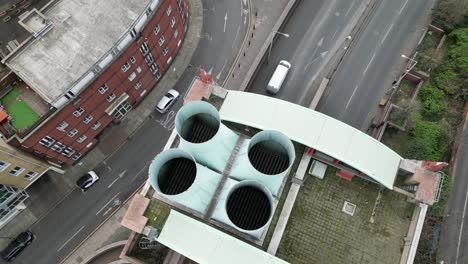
left=398, top=0, right=409, bottom=14
left=345, top=0, right=356, bottom=17
left=363, top=53, right=376, bottom=75
left=223, top=12, right=227, bottom=33
left=216, top=60, right=228, bottom=80
left=456, top=188, right=468, bottom=263
left=96, top=192, right=121, bottom=215
left=57, top=226, right=84, bottom=252
left=107, top=177, right=120, bottom=189
left=232, top=26, right=240, bottom=48
left=381, top=23, right=394, bottom=44
left=331, top=29, right=339, bottom=41
left=346, top=85, right=359, bottom=109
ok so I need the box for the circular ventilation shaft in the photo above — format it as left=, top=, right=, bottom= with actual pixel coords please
left=176, top=101, right=220, bottom=144
left=248, top=130, right=295, bottom=175
left=157, top=157, right=196, bottom=195
left=226, top=183, right=273, bottom=231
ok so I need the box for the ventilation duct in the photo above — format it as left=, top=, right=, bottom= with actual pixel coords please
left=230, top=130, right=295, bottom=196
left=211, top=180, right=275, bottom=239
left=148, top=149, right=222, bottom=214
left=175, top=101, right=239, bottom=172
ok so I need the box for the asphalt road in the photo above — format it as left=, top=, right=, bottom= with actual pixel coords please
left=318, top=0, right=434, bottom=130
left=439, top=124, right=468, bottom=264
left=246, top=0, right=362, bottom=105
left=10, top=0, right=246, bottom=263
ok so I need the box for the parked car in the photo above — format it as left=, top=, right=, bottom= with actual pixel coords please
left=76, top=171, right=99, bottom=191
left=156, top=89, right=180, bottom=113
left=1, top=231, right=34, bottom=262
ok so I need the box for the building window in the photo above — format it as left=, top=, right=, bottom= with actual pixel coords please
left=154, top=24, right=160, bottom=35
left=39, top=136, right=55, bottom=147
left=9, top=166, right=24, bottom=176
left=166, top=5, right=172, bottom=15
left=92, top=121, right=101, bottom=130
left=145, top=54, right=154, bottom=65
left=130, top=28, right=137, bottom=38
left=158, top=36, right=165, bottom=46
left=121, top=62, right=131, bottom=72
left=62, top=147, right=75, bottom=157
left=56, top=121, right=68, bottom=131
left=67, top=128, right=78, bottom=137
left=170, top=16, right=176, bottom=27
left=155, top=72, right=162, bottom=80
left=130, top=56, right=136, bottom=64
left=24, top=171, right=38, bottom=180
left=113, top=101, right=132, bottom=120
left=51, top=142, right=65, bottom=152
left=83, top=115, right=93, bottom=124
left=0, top=161, right=10, bottom=172
left=174, top=29, right=178, bottom=38
left=150, top=64, right=159, bottom=75
left=107, top=93, right=116, bottom=102
left=128, top=72, right=137, bottom=82
left=136, top=66, right=142, bottom=73
left=73, top=107, right=84, bottom=117
left=77, top=135, right=87, bottom=143
left=72, top=153, right=82, bottom=161
left=134, top=80, right=143, bottom=89
left=140, top=42, right=149, bottom=55
left=98, top=84, right=108, bottom=94
left=162, top=46, right=169, bottom=56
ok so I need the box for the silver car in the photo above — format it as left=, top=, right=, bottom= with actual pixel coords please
left=156, top=89, right=180, bottom=113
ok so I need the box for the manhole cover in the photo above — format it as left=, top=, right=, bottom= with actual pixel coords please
left=342, top=201, right=356, bottom=216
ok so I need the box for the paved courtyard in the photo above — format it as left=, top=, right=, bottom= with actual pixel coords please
left=277, top=169, right=414, bottom=264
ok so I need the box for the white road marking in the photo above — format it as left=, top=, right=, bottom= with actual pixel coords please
left=381, top=23, right=394, bottom=44
left=346, top=85, right=359, bottom=109
left=216, top=60, right=227, bottom=80
left=455, top=188, right=468, bottom=264
left=103, top=207, right=113, bottom=216
left=57, top=226, right=84, bottom=252
left=96, top=192, right=121, bottom=215
left=118, top=170, right=127, bottom=178
left=363, top=53, right=376, bottom=75
left=331, top=29, right=339, bottom=41
left=107, top=177, right=120, bottom=188
left=345, top=0, right=356, bottom=17
left=207, top=67, right=213, bottom=76
left=223, top=12, right=227, bottom=33
left=133, top=162, right=150, bottom=180
left=232, top=26, right=240, bottom=48
left=398, top=0, right=409, bottom=14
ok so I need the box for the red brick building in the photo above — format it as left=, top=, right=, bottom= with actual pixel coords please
left=0, top=0, right=188, bottom=165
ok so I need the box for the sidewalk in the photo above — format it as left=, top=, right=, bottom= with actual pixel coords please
left=0, top=0, right=203, bottom=250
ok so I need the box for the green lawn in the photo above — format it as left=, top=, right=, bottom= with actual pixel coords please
left=8, top=100, right=40, bottom=131
left=0, top=87, right=20, bottom=105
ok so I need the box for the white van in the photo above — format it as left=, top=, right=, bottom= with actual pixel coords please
left=266, top=60, right=291, bottom=94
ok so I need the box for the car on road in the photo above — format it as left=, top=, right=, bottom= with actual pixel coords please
left=266, top=60, right=291, bottom=94
left=1, top=231, right=34, bottom=262
left=156, top=89, right=180, bottom=113
left=76, top=171, right=99, bottom=191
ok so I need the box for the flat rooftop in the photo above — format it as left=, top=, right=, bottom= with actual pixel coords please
left=5, top=0, right=149, bottom=105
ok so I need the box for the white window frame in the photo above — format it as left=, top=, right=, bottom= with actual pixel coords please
left=154, top=24, right=160, bottom=35
left=134, top=80, right=143, bottom=89
left=98, top=84, right=108, bottom=94
left=0, top=161, right=11, bottom=172
left=155, top=72, right=162, bottom=80
left=145, top=54, right=154, bottom=64
left=56, top=121, right=68, bottom=131
left=140, top=42, right=149, bottom=55
left=107, top=93, right=117, bottom=102
left=158, top=36, right=165, bottom=46
left=9, top=166, right=24, bottom=176
left=77, top=135, right=87, bottom=143
left=166, top=5, right=172, bottom=16
left=39, top=136, right=55, bottom=147
left=128, top=72, right=137, bottom=82
left=92, top=121, right=101, bottom=130
left=170, top=16, right=176, bottom=27
left=73, top=107, right=84, bottom=117
left=150, top=64, right=159, bottom=75
left=67, top=128, right=78, bottom=137
left=83, top=115, right=93, bottom=124
left=51, top=142, right=65, bottom=152
left=121, top=62, right=131, bottom=72
left=162, top=46, right=169, bottom=56
left=72, top=153, right=82, bottom=161
left=174, top=29, right=178, bottom=38
left=62, top=147, right=75, bottom=157
left=24, top=171, right=38, bottom=180
left=130, top=56, right=136, bottom=64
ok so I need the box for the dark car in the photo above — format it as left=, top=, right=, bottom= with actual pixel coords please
left=76, top=171, right=99, bottom=191
left=1, top=231, right=34, bottom=262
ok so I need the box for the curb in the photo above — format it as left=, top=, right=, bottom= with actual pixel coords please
left=80, top=240, right=127, bottom=264
left=449, top=101, right=468, bottom=176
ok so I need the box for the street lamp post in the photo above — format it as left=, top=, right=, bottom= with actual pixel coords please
left=393, top=53, right=418, bottom=89
left=267, top=31, right=289, bottom=63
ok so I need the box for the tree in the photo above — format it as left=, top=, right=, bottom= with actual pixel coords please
left=433, top=0, right=468, bottom=31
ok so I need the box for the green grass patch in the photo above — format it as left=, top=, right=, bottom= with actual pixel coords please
left=0, top=87, right=19, bottom=105
left=144, top=200, right=171, bottom=230
left=7, top=100, right=40, bottom=131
